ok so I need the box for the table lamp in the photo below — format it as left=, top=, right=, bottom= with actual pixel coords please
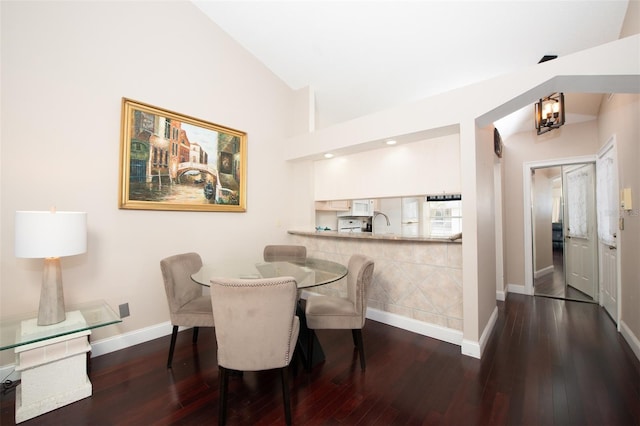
left=15, top=210, right=87, bottom=326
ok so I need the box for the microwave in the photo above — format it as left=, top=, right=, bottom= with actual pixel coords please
left=337, top=199, right=375, bottom=217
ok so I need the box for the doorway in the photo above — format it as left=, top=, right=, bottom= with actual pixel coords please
left=531, top=162, right=598, bottom=303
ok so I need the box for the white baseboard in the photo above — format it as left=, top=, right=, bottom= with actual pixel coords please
left=496, top=290, right=506, bottom=301
left=303, top=289, right=467, bottom=353
left=365, top=307, right=463, bottom=346
left=2, top=305, right=635, bottom=384
left=89, top=320, right=175, bottom=357
left=1, top=321, right=177, bottom=382
left=507, top=283, right=527, bottom=295
left=620, top=319, right=640, bottom=363
left=534, top=265, right=554, bottom=279
left=0, top=364, right=20, bottom=382
left=1, top=310, right=467, bottom=380
left=461, top=305, right=498, bottom=359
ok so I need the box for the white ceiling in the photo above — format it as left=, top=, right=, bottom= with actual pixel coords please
left=193, top=1, right=629, bottom=138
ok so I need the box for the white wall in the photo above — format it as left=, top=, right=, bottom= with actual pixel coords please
left=287, top=34, right=639, bottom=357
left=1, top=1, right=296, bottom=365
left=501, top=93, right=639, bottom=355
left=598, top=93, right=640, bottom=353
left=503, top=121, right=600, bottom=290
left=1, top=1, right=638, bottom=368
left=470, top=124, right=498, bottom=350
left=313, top=134, right=461, bottom=201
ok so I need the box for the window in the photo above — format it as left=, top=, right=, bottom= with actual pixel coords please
left=424, top=195, right=462, bottom=237
left=164, top=119, right=171, bottom=139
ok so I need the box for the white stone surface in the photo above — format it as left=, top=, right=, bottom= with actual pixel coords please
left=13, top=312, right=93, bottom=423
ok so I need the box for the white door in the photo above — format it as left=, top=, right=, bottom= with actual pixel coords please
left=596, top=139, right=619, bottom=321
left=563, top=163, right=598, bottom=300
left=600, top=246, right=618, bottom=318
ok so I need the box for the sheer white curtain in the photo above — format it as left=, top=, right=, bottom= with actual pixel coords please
left=566, top=167, right=589, bottom=238
left=552, top=197, right=562, bottom=223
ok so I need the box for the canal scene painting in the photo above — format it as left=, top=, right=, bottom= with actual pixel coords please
left=118, top=98, right=247, bottom=212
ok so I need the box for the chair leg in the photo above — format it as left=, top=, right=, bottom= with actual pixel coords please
left=192, top=326, right=200, bottom=344
left=219, top=366, right=229, bottom=426
left=280, top=367, right=292, bottom=425
left=306, top=329, right=315, bottom=372
left=352, top=329, right=366, bottom=371
left=167, top=325, right=179, bottom=368
left=292, top=340, right=303, bottom=377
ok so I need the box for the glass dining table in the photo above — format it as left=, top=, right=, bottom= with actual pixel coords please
left=190, top=257, right=348, bottom=289
left=191, top=257, right=348, bottom=369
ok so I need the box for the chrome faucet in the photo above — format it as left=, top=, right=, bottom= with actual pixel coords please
left=373, top=211, right=390, bottom=226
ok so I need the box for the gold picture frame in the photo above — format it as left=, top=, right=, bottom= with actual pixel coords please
left=119, top=98, right=247, bottom=212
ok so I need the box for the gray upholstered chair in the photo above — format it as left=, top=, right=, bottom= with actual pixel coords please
left=210, top=276, right=299, bottom=425
left=263, top=244, right=307, bottom=262
left=160, top=252, right=214, bottom=369
left=304, top=254, right=374, bottom=371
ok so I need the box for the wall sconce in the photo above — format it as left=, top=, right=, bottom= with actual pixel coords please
left=535, top=92, right=565, bottom=135
left=15, top=210, right=87, bottom=325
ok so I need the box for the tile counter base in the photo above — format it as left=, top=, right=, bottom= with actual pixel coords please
left=289, top=232, right=463, bottom=336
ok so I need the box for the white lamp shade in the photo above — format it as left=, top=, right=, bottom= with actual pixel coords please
left=15, top=211, right=87, bottom=258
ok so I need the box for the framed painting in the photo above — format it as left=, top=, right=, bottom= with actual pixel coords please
left=118, top=98, right=247, bottom=212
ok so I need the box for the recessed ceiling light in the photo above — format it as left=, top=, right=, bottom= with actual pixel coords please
left=385, top=140, right=397, bottom=145
left=324, top=153, right=334, bottom=158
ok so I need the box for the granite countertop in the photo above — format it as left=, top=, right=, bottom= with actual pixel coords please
left=288, top=230, right=461, bottom=243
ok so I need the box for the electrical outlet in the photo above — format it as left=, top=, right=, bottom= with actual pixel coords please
left=119, top=303, right=130, bottom=318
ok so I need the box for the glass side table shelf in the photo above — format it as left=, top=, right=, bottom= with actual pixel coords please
left=0, top=300, right=122, bottom=423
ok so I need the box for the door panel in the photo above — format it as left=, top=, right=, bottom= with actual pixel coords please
left=596, top=140, right=619, bottom=321
left=563, top=163, right=597, bottom=300
left=600, top=243, right=618, bottom=318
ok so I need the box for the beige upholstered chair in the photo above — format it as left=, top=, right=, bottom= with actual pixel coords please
left=304, top=254, right=374, bottom=371
left=210, top=276, right=300, bottom=426
left=160, top=252, right=214, bottom=369
left=263, top=244, right=307, bottom=262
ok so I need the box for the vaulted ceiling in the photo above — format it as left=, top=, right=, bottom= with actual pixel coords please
left=193, top=1, right=629, bottom=139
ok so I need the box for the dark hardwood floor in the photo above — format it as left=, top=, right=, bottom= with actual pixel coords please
left=2, top=294, right=639, bottom=425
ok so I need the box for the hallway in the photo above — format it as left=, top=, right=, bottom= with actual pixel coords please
left=2, top=294, right=638, bottom=425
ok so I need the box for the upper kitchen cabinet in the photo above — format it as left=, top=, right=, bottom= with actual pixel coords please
left=315, top=200, right=351, bottom=211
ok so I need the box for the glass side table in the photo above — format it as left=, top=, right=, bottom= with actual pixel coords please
left=0, top=300, right=122, bottom=423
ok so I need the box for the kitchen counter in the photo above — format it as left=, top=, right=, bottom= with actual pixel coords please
left=288, top=230, right=461, bottom=243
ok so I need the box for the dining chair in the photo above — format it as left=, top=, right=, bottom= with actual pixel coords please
left=304, top=254, right=374, bottom=371
left=210, top=276, right=299, bottom=425
left=263, top=244, right=307, bottom=262
left=160, top=252, right=214, bottom=369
